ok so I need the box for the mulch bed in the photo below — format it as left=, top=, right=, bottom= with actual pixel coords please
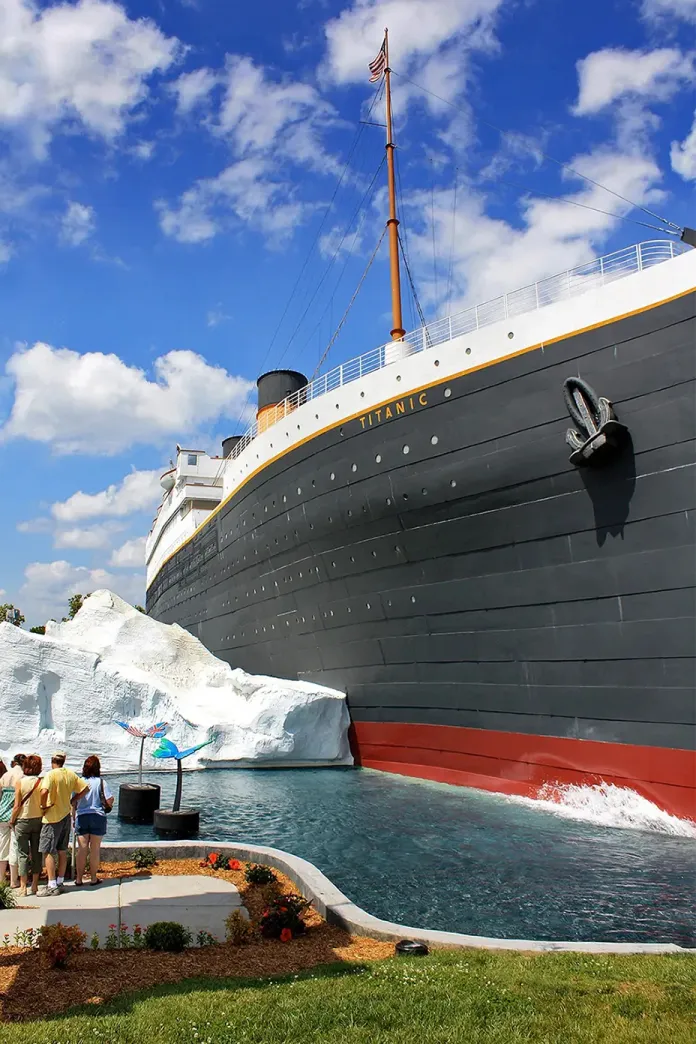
left=0, top=857, right=394, bottom=1023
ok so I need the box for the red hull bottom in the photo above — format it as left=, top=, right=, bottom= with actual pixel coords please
left=350, top=722, right=696, bottom=823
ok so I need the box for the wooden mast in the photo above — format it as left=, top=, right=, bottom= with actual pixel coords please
left=383, top=29, right=405, bottom=340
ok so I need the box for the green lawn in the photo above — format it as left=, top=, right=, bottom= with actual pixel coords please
left=3, top=949, right=695, bottom=1044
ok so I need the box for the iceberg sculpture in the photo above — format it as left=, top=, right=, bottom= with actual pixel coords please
left=0, top=590, right=353, bottom=773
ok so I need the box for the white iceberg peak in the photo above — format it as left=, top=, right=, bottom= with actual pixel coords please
left=0, top=589, right=352, bottom=774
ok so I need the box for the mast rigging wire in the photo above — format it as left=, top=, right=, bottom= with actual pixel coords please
left=274, top=154, right=387, bottom=370
left=392, top=70, right=682, bottom=233
left=225, top=81, right=386, bottom=449
left=311, top=226, right=387, bottom=380
left=478, top=172, right=680, bottom=235
left=398, top=230, right=428, bottom=332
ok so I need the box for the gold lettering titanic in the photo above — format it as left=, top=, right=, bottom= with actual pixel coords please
left=359, top=391, right=428, bottom=429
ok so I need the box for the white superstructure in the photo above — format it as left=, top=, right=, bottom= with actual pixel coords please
left=146, top=240, right=693, bottom=588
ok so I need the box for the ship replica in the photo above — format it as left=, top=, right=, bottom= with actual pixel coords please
left=146, top=33, right=696, bottom=821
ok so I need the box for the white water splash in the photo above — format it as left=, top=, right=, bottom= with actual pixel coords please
left=509, top=782, right=696, bottom=838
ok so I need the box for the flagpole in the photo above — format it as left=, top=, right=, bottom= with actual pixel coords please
left=383, top=29, right=405, bottom=340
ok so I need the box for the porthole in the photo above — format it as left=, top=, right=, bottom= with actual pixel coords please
left=332, top=561, right=336, bottom=568
left=375, top=453, right=382, bottom=463
left=402, top=445, right=410, bottom=455
left=330, top=610, right=334, bottom=617
left=297, top=487, right=302, bottom=495
left=297, top=424, right=301, bottom=430
left=347, top=607, right=352, bottom=613
left=451, top=479, right=457, bottom=488
left=347, top=509, right=353, bottom=517
left=340, top=427, right=344, bottom=436
left=431, top=435, right=439, bottom=446
left=330, top=472, right=335, bottom=481
left=336, top=403, right=340, bottom=409
left=396, top=374, right=401, bottom=382
left=285, top=432, right=289, bottom=437
left=444, top=388, right=452, bottom=398
left=350, top=555, right=355, bottom=562
left=386, top=497, right=391, bottom=505
left=283, top=495, right=287, bottom=503
left=434, top=359, right=440, bottom=366
left=360, top=391, right=365, bottom=397
left=410, top=595, right=416, bottom=604
left=371, top=550, right=377, bottom=557
left=366, top=602, right=371, bottom=609
left=465, top=347, right=471, bottom=355
left=394, top=546, right=401, bottom=553
left=328, top=515, right=332, bottom=522
left=351, top=463, right=357, bottom=472
left=311, top=479, right=316, bottom=487
left=508, top=331, right=514, bottom=339
left=422, top=488, right=427, bottom=495
left=387, top=599, right=392, bottom=607
left=315, top=413, right=319, bottom=420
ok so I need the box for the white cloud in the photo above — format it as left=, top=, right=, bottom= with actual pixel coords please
left=322, top=0, right=505, bottom=132
left=52, top=470, right=163, bottom=522
left=206, top=307, right=231, bottom=327
left=671, top=112, right=696, bottom=179
left=0, top=239, right=12, bottom=263
left=0, top=343, right=254, bottom=454
left=109, top=536, right=147, bottom=568
left=61, top=201, right=95, bottom=246
left=172, top=67, right=219, bottom=114
left=0, top=0, right=181, bottom=157
left=405, top=149, right=663, bottom=314
left=641, top=0, right=696, bottom=23
left=54, top=522, right=126, bottom=550
left=158, top=55, right=335, bottom=244
left=573, top=48, right=695, bottom=115
left=157, top=157, right=305, bottom=244
left=130, top=140, right=156, bottom=161
left=19, top=560, right=144, bottom=625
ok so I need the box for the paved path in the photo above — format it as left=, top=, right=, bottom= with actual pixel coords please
left=2, top=876, right=247, bottom=947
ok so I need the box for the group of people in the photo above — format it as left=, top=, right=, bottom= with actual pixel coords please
left=0, top=751, right=114, bottom=896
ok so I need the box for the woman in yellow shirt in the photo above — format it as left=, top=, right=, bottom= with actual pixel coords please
left=10, top=755, right=44, bottom=897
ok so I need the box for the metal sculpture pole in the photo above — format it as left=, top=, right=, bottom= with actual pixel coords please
left=113, top=720, right=168, bottom=783
left=151, top=736, right=216, bottom=813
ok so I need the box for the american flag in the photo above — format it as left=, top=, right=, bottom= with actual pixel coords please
left=368, top=40, right=386, bottom=82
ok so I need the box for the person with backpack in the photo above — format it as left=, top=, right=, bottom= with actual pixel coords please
left=72, top=755, right=114, bottom=886
left=9, top=754, right=44, bottom=897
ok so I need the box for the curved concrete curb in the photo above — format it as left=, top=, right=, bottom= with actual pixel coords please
left=101, top=840, right=694, bottom=955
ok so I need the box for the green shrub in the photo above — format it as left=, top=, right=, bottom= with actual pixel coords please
left=37, top=923, right=87, bottom=968
left=259, top=893, right=310, bottom=941
left=144, top=921, right=192, bottom=952
left=0, top=882, right=16, bottom=910
left=244, top=863, right=277, bottom=886
left=225, top=910, right=255, bottom=945
left=133, top=848, right=158, bottom=869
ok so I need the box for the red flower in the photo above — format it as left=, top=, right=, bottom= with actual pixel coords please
left=229, top=859, right=241, bottom=870
left=279, top=906, right=288, bottom=913
left=108, top=924, right=117, bottom=930
left=262, top=909, right=269, bottom=917
left=208, top=853, right=219, bottom=864
left=280, top=928, right=292, bottom=942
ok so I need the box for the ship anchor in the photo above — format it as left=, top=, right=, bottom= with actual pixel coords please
left=563, top=377, right=627, bottom=467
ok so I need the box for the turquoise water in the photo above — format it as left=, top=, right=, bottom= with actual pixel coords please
left=105, top=767, right=695, bottom=946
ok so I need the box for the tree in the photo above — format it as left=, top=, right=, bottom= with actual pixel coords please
left=68, top=593, right=90, bottom=619
left=30, top=625, right=46, bottom=635
left=0, top=604, right=24, bottom=627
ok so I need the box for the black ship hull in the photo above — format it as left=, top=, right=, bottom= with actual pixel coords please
left=148, top=288, right=696, bottom=820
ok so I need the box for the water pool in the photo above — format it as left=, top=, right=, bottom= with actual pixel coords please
left=105, top=767, right=695, bottom=946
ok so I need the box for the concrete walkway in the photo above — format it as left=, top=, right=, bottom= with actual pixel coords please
left=2, top=875, right=247, bottom=947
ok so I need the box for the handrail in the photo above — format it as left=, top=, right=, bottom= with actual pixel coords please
left=221, top=240, right=685, bottom=465
left=148, top=238, right=686, bottom=556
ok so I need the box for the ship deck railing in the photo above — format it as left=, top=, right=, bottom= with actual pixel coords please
left=228, top=239, right=687, bottom=466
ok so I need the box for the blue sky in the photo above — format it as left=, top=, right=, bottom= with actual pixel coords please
left=0, top=0, right=694, bottom=625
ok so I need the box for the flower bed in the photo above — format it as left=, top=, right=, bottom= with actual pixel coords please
left=0, top=857, right=393, bottom=1022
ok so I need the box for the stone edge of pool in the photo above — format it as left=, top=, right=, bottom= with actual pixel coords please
left=101, top=840, right=694, bottom=955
